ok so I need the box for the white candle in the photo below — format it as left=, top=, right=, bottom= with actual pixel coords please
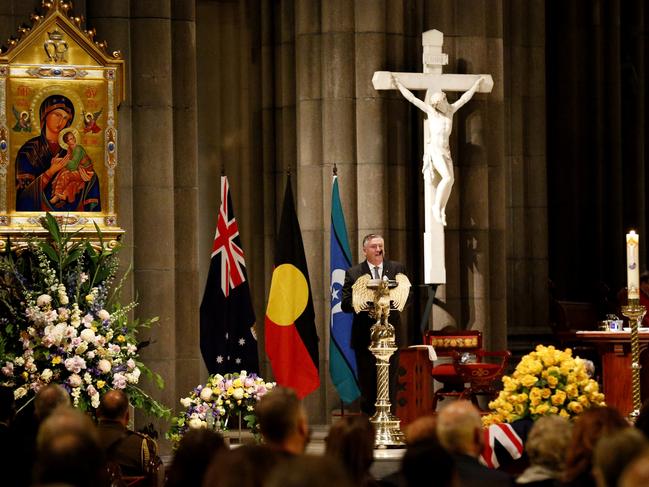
left=627, top=230, right=640, bottom=300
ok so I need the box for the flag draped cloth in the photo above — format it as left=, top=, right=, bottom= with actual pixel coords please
left=329, top=175, right=361, bottom=403
left=264, top=178, right=320, bottom=398
left=200, top=176, right=259, bottom=375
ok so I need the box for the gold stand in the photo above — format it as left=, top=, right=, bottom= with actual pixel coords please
left=351, top=274, right=410, bottom=448
left=368, top=318, right=405, bottom=448
left=621, top=299, right=646, bottom=422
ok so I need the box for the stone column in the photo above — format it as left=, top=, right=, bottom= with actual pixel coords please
left=505, top=2, right=548, bottom=348
left=128, top=0, right=176, bottom=428
left=171, top=0, right=201, bottom=409
left=295, top=0, right=326, bottom=420
left=86, top=0, right=134, bottom=301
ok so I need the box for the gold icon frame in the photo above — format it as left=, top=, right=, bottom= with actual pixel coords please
left=0, top=1, right=125, bottom=250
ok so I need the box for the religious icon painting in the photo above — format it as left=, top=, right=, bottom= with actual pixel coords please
left=0, top=1, right=125, bottom=249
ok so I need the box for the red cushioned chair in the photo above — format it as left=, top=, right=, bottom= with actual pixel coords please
left=423, top=329, right=482, bottom=410
left=452, top=349, right=511, bottom=409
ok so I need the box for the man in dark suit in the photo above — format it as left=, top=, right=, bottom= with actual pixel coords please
left=437, top=400, right=514, bottom=487
left=341, top=233, right=407, bottom=415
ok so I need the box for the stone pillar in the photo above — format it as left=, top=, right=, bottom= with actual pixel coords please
left=505, top=2, right=548, bottom=348
left=86, top=0, right=134, bottom=300
left=295, top=0, right=326, bottom=420
left=128, top=0, right=176, bottom=430
left=171, top=0, right=201, bottom=411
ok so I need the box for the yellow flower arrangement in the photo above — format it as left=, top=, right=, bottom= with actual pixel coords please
left=482, top=345, right=606, bottom=426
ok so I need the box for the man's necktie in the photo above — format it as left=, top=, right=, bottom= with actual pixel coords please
left=373, top=266, right=380, bottom=279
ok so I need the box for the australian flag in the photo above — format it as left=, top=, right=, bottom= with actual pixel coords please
left=200, top=176, right=259, bottom=375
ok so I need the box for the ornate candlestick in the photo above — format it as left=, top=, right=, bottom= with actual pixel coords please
left=352, top=273, right=411, bottom=448
left=621, top=299, right=646, bottom=421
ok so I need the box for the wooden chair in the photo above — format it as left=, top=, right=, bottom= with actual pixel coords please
left=451, top=349, right=511, bottom=408
left=423, top=329, right=482, bottom=410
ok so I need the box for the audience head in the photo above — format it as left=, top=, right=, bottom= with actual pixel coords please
left=37, top=406, right=98, bottom=450
left=203, top=443, right=285, bottom=487
left=401, top=439, right=457, bottom=487
left=97, top=389, right=130, bottom=424
left=325, top=414, right=375, bottom=484
left=34, top=383, right=70, bottom=420
left=0, top=385, right=15, bottom=424
left=35, top=430, right=105, bottom=487
left=563, top=406, right=629, bottom=484
left=525, top=415, right=572, bottom=472
left=593, top=427, right=648, bottom=487
left=619, top=450, right=649, bottom=487
left=436, top=400, right=482, bottom=456
left=166, top=428, right=226, bottom=487
left=404, top=414, right=437, bottom=445
left=255, top=386, right=308, bottom=454
left=266, top=454, right=353, bottom=487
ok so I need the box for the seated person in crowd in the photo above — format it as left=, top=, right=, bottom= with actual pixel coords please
left=166, top=428, right=226, bottom=487
left=562, top=406, right=628, bottom=487
left=593, top=428, right=648, bottom=487
left=96, top=389, right=161, bottom=477
left=34, top=407, right=105, bottom=487
left=437, top=400, right=513, bottom=487
left=325, top=414, right=378, bottom=487
left=254, top=386, right=309, bottom=455
left=266, top=455, right=353, bottom=487
left=516, top=416, right=572, bottom=486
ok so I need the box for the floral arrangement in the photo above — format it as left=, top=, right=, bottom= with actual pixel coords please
left=167, top=370, right=275, bottom=444
left=482, top=345, right=606, bottom=426
left=0, top=214, right=168, bottom=417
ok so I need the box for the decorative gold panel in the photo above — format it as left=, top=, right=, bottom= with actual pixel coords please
left=0, top=0, right=125, bottom=248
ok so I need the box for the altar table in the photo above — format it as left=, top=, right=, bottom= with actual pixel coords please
left=575, top=331, right=649, bottom=416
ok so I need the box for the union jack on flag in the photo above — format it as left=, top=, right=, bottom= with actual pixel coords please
left=200, top=176, right=259, bottom=375
left=212, top=177, right=246, bottom=297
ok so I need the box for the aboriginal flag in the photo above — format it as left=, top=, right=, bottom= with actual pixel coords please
left=200, top=176, right=259, bottom=375
left=264, top=177, right=320, bottom=398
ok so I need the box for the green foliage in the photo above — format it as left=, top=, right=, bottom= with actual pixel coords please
left=0, top=213, right=169, bottom=420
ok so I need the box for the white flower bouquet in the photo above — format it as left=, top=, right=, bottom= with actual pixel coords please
left=0, top=214, right=168, bottom=417
left=167, top=371, right=275, bottom=444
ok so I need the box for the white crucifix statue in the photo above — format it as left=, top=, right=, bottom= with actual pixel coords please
left=372, top=29, right=493, bottom=285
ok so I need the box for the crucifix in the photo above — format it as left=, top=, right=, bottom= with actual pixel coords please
left=372, top=29, right=493, bottom=287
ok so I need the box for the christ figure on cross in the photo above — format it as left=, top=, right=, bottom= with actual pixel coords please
left=391, top=74, right=485, bottom=226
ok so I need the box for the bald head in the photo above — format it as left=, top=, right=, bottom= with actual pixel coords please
left=436, top=400, right=482, bottom=456
left=37, top=407, right=98, bottom=450
left=97, top=389, right=129, bottom=422
left=405, top=415, right=438, bottom=445
left=35, top=384, right=71, bottom=421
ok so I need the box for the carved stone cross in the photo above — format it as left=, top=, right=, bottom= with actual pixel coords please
left=372, top=29, right=493, bottom=284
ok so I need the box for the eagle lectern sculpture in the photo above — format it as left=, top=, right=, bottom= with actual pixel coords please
left=352, top=273, right=410, bottom=448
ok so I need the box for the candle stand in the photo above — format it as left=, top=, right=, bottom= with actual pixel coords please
left=621, top=299, right=646, bottom=422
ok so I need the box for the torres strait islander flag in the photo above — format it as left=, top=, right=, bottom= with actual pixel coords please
left=264, top=177, right=320, bottom=398
left=329, top=174, right=361, bottom=403
left=200, top=176, right=259, bottom=375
